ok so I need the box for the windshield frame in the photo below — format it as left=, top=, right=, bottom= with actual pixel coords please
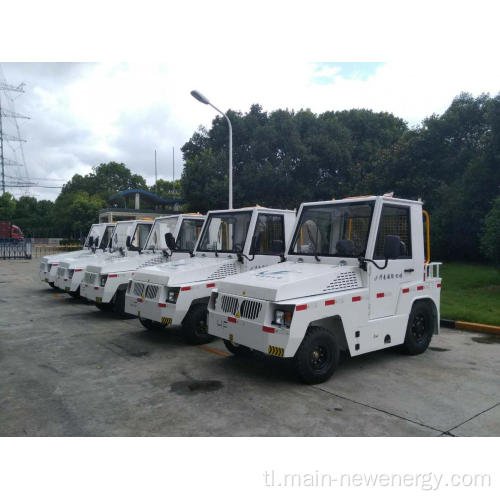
left=196, top=210, right=253, bottom=254
left=172, top=217, right=205, bottom=253
left=288, top=200, right=375, bottom=258
left=143, top=216, right=179, bottom=251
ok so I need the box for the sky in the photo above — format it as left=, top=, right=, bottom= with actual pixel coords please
left=1, top=61, right=499, bottom=201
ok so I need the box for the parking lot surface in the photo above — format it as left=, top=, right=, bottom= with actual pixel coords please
left=1, top=258, right=499, bottom=436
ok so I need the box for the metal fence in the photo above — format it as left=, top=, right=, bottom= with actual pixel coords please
left=0, top=239, right=33, bottom=260
left=32, top=245, right=82, bottom=257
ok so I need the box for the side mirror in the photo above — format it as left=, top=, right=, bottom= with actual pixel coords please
left=88, top=236, right=94, bottom=247
left=164, top=232, right=177, bottom=251
left=94, top=236, right=99, bottom=247
left=384, top=235, right=402, bottom=260
left=126, top=235, right=131, bottom=248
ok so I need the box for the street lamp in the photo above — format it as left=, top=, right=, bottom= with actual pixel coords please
left=191, top=90, right=233, bottom=209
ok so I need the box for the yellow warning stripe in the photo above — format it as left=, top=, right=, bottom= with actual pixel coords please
left=268, top=345, right=284, bottom=357
left=161, top=317, right=172, bottom=326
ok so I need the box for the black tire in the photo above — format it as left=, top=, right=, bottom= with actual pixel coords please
left=95, top=301, right=113, bottom=311
left=224, top=339, right=251, bottom=356
left=139, top=317, right=165, bottom=330
left=69, top=288, right=80, bottom=298
left=182, top=303, right=213, bottom=345
left=112, top=289, right=127, bottom=316
left=48, top=282, right=56, bottom=288
left=402, top=301, right=435, bottom=355
left=293, top=326, right=339, bottom=384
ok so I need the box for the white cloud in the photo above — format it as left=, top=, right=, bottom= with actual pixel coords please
left=1, top=61, right=499, bottom=201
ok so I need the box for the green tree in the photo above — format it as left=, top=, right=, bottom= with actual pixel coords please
left=0, top=192, right=17, bottom=220
left=481, top=197, right=500, bottom=265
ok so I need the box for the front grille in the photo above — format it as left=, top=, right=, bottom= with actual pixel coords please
left=240, top=299, right=262, bottom=320
left=220, top=295, right=239, bottom=315
left=84, top=272, right=97, bottom=284
left=145, top=284, right=159, bottom=300
left=132, top=282, right=145, bottom=297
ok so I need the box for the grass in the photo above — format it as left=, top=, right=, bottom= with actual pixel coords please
left=440, top=262, right=500, bottom=326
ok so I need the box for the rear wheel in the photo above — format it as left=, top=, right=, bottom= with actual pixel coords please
left=48, top=282, right=56, bottom=289
left=139, top=317, right=165, bottom=330
left=69, top=288, right=80, bottom=298
left=293, top=326, right=339, bottom=384
left=224, top=339, right=251, bottom=356
left=402, top=301, right=435, bottom=355
left=182, top=303, right=213, bottom=345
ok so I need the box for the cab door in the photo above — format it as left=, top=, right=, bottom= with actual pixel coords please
left=368, top=203, right=417, bottom=319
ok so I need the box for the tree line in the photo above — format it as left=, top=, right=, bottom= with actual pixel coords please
left=0, top=92, right=498, bottom=263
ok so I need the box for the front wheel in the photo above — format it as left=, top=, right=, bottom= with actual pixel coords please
left=402, top=301, right=435, bottom=355
left=293, top=326, right=339, bottom=384
left=182, top=303, right=213, bottom=345
left=48, top=282, right=56, bottom=289
left=139, top=317, right=165, bottom=331
left=112, top=289, right=127, bottom=317
left=69, top=288, right=80, bottom=298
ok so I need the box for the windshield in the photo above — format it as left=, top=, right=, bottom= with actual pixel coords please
left=99, top=225, right=115, bottom=249
left=289, top=201, right=374, bottom=257
left=144, top=217, right=179, bottom=250
left=197, top=211, right=252, bottom=253
left=84, top=225, right=102, bottom=248
left=111, top=222, right=133, bottom=249
left=175, top=218, right=204, bottom=252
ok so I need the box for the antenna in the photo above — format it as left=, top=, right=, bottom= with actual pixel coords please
left=0, top=66, right=30, bottom=196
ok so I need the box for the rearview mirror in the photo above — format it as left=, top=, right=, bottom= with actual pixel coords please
left=384, top=235, right=402, bottom=260
left=126, top=235, right=131, bottom=248
left=164, top=232, right=177, bottom=251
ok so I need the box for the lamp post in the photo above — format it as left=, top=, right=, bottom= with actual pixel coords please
left=191, top=90, right=233, bottom=209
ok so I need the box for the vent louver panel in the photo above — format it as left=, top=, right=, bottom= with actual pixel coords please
left=323, top=271, right=361, bottom=292
left=207, top=262, right=238, bottom=280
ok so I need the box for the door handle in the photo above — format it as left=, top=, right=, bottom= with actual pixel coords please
left=404, top=268, right=414, bottom=273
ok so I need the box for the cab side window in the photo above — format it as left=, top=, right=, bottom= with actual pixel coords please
left=374, top=205, right=412, bottom=259
left=252, top=214, right=285, bottom=255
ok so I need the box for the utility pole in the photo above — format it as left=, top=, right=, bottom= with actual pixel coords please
left=154, top=149, right=157, bottom=193
left=0, top=76, right=29, bottom=195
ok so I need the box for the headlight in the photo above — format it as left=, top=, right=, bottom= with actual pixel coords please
left=100, top=274, right=108, bottom=287
left=166, top=287, right=179, bottom=304
left=209, top=291, right=218, bottom=309
left=273, top=308, right=293, bottom=328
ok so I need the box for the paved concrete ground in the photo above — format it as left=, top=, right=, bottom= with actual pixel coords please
left=1, top=258, right=499, bottom=436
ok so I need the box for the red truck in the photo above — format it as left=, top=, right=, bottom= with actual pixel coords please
left=0, top=221, right=24, bottom=242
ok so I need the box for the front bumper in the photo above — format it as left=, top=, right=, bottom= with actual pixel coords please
left=125, top=293, right=184, bottom=326
left=81, top=283, right=105, bottom=303
left=208, top=307, right=291, bottom=358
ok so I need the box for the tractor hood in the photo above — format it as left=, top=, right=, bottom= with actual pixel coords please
left=132, top=256, right=242, bottom=287
left=42, top=249, right=93, bottom=264
left=216, top=261, right=364, bottom=302
left=86, top=251, right=170, bottom=276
